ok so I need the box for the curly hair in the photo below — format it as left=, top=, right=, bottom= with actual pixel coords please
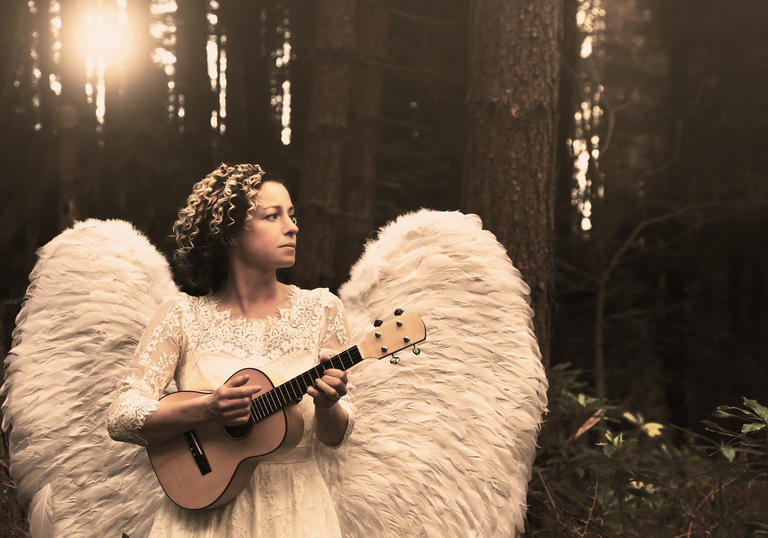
left=172, top=162, right=281, bottom=295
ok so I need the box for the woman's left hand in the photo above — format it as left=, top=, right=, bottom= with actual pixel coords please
left=307, top=354, right=348, bottom=408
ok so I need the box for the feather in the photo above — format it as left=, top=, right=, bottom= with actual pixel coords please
left=1, top=219, right=177, bottom=537
left=320, top=209, right=548, bottom=537
left=27, top=484, right=54, bottom=538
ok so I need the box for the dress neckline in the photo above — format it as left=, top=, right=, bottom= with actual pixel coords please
left=206, top=284, right=298, bottom=326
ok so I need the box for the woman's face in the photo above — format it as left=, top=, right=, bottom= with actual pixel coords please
left=230, top=181, right=299, bottom=271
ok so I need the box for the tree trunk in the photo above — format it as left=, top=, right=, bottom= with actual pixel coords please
left=555, top=0, right=579, bottom=239
left=221, top=0, right=280, bottom=164
left=594, top=276, right=607, bottom=398
left=177, top=0, right=215, bottom=177
left=334, top=0, right=387, bottom=280
left=462, top=0, right=562, bottom=367
left=58, top=0, right=96, bottom=222
left=294, top=0, right=357, bottom=289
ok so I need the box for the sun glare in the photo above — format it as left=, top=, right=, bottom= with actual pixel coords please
left=78, top=4, right=131, bottom=65
left=77, top=1, right=131, bottom=126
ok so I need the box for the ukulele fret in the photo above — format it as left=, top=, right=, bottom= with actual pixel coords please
left=248, top=346, right=366, bottom=424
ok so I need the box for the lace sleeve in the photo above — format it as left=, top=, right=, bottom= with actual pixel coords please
left=106, top=297, right=184, bottom=446
left=318, top=292, right=355, bottom=448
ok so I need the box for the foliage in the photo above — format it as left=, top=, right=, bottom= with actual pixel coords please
left=526, top=363, right=768, bottom=537
left=704, top=398, right=768, bottom=481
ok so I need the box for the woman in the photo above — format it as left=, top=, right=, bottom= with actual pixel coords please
left=106, top=162, right=353, bottom=537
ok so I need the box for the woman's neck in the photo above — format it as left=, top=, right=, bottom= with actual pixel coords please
left=217, top=266, right=287, bottom=318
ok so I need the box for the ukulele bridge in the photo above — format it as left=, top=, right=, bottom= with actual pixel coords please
left=184, top=430, right=212, bottom=475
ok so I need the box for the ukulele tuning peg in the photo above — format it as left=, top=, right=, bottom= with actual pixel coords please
left=412, top=345, right=421, bottom=356
left=394, top=308, right=404, bottom=316
left=390, top=354, right=400, bottom=364
left=373, top=319, right=383, bottom=327
left=396, top=320, right=403, bottom=327
left=375, top=332, right=381, bottom=338
left=403, top=336, right=410, bottom=343
left=380, top=346, right=388, bottom=353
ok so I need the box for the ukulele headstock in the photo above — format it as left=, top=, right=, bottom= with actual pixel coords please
left=357, top=309, right=426, bottom=362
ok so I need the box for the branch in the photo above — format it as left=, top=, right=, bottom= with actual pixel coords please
left=602, top=203, right=720, bottom=283
left=643, top=119, right=683, bottom=178
left=579, top=478, right=599, bottom=537
left=536, top=471, right=576, bottom=534
left=556, top=258, right=599, bottom=284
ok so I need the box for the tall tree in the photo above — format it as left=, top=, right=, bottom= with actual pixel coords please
left=462, top=0, right=562, bottom=367
left=334, top=0, right=388, bottom=279
left=294, top=0, right=357, bottom=289
left=221, top=0, right=284, bottom=165
left=57, top=0, right=97, bottom=229
left=176, top=0, right=215, bottom=179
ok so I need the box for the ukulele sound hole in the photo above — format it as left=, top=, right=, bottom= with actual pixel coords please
left=223, top=421, right=254, bottom=440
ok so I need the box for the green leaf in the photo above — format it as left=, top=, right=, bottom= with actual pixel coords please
left=720, top=445, right=736, bottom=462
left=701, top=420, right=733, bottom=435
left=622, top=411, right=640, bottom=425
left=741, top=422, right=766, bottom=434
left=743, top=398, right=768, bottom=421
left=713, top=407, right=743, bottom=419
left=642, top=422, right=664, bottom=438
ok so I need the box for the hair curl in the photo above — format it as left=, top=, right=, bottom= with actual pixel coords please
left=172, top=162, right=280, bottom=295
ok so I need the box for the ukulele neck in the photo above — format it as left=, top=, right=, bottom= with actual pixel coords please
left=249, top=346, right=363, bottom=421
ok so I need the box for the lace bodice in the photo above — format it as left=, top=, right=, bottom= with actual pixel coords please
left=106, top=285, right=354, bottom=447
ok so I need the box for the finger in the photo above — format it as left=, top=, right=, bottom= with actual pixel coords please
left=218, top=396, right=253, bottom=412
left=223, top=384, right=262, bottom=399
left=226, top=374, right=250, bottom=387
left=314, top=377, right=338, bottom=398
left=222, top=408, right=252, bottom=421
left=307, top=383, right=335, bottom=400
left=322, top=369, right=347, bottom=383
left=320, top=375, right=346, bottom=394
left=321, top=371, right=348, bottom=388
left=319, top=373, right=345, bottom=393
left=224, top=414, right=251, bottom=426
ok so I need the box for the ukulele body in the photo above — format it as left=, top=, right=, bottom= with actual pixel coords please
left=147, top=368, right=304, bottom=510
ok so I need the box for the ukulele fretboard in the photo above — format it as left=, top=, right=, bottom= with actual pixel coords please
left=249, top=346, right=363, bottom=421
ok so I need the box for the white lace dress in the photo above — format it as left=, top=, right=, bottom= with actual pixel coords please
left=106, top=285, right=354, bottom=538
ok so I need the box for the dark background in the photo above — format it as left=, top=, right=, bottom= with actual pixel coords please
left=1, top=0, right=767, bottom=535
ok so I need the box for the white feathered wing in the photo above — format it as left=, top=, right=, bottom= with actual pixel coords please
left=1, top=219, right=177, bottom=538
left=2, top=211, right=547, bottom=537
left=319, top=209, right=548, bottom=537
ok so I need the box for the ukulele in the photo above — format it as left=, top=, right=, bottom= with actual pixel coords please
left=146, top=309, right=426, bottom=510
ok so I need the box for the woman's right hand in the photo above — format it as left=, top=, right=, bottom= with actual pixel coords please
left=204, top=374, right=261, bottom=426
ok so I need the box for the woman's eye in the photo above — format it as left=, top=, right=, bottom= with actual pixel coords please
left=266, top=214, right=278, bottom=220
left=290, top=215, right=298, bottom=224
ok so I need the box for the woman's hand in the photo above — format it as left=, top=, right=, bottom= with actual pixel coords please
left=307, top=354, right=348, bottom=409
left=204, top=374, right=261, bottom=426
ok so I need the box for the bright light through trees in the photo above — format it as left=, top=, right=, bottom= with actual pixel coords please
left=77, top=2, right=131, bottom=65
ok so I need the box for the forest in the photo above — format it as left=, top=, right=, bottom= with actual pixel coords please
left=1, top=0, right=767, bottom=535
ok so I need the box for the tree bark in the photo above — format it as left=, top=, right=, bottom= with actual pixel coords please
left=221, top=0, right=281, bottom=164
left=334, top=0, right=387, bottom=280
left=177, top=0, right=215, bottom=176
left=462, top=0, right=562, bottom=367
left=294, top=0, right=357, bottom=289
